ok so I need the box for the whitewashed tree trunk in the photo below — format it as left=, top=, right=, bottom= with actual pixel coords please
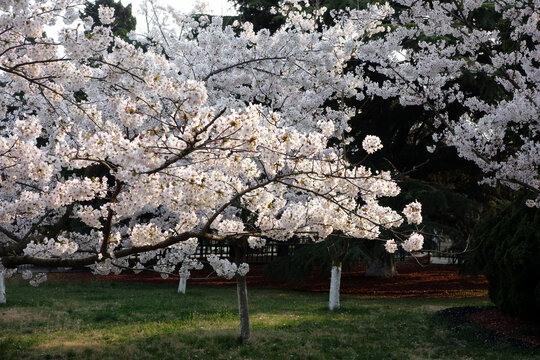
left=328, top=264, right=342, bottom=310
left=177, top=276, right=187, bottom=294
left=0, top=270, right=6, bottom=304
left=236, top=274, right=251, bottom=344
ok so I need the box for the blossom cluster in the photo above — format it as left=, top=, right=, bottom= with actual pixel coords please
left=207, top=255, right=249, bottom=279
left=362, top=135, right=384, bottom=154
left=247, top=237, right=266, bottom=249
left=23, top=237, right=79, bottom=258
left=402, top=233, right=424, bottom=253
left=20, top=270, right=47, bottom=286
left=403, top=201, right=422, bottom=225
left=152, top=238, right=203, bottom=278
left=98, top=4, right=115, bottom=25
left=384, top=239, right=398, bottom=253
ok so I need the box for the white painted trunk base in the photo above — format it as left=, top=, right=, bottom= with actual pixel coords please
left=328, top=265, right=341, bottom=310
left=0, top=271, right=5, bottom=304
left=178, top=276, right=187, bottom=294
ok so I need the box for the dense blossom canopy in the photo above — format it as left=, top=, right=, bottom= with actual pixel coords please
left=0, top=0, right=423, bottom=284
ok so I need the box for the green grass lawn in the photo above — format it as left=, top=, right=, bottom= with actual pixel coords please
left=0, top=276, right=536, bottom=360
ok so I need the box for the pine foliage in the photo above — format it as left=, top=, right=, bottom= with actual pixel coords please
left=472, top=193, right=540, bottom=319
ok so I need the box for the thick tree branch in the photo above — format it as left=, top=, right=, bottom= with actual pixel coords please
left=203, top=57, right=286, bottom=81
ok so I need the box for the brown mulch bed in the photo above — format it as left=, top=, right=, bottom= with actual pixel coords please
left=267, top=262, right=488, bottom=298
left=440, top=306, right=540, bottom=350
left=50, top=262, right=488, bottom=298
left=470, top=308, right=540, bottom=346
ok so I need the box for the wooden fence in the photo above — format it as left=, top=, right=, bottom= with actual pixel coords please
left=194, top=238, right=310, bottom=264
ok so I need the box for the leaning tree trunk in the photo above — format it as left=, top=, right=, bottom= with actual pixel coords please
left=177, top=275, right=187, bottom=294
left=0, top=270, right=6, bottom=304
left=232, top=240, right=251, bottom=344
left=365, top=252, right=397, bottom=277
left=328, top=263, right=342, bottom=310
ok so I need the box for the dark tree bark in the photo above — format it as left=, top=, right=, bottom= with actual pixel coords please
left=232, top=239, right=251, bottom=344
left=365, top=253, right=397, bottom=277
left=236, top=274, right=251, bottom=344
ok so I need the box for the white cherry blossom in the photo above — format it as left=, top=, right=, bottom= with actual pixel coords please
left=0, top=1, right=423, bottom=306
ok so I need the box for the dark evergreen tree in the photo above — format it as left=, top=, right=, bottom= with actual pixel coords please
left=83, top=0, right=137, bottom=42
left=472, top=193, right=540, bottom=319
left=230, top=0, right=282, bottom=32
left=230, top=0, right=378, bottom=32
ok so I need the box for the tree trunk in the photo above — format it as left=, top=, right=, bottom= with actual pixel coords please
left=328, top=264, right=341, bottom=310
left=177, top=275, right=187, bottom=294
left=236, top=274, right=251, bottom=344
left=0, top=270, right=5, bottom=304
left=232, top=239, right=251, bottom=344
left=276, top=243, right=289, bottom=257
left=365, top=254, right=397, bottom=277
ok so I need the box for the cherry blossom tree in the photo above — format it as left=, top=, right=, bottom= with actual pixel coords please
left=0, top=0, right=423, bottom=341
left=354, top=0, right=540, bottom=206
left=139, top=0, right=426, bottom=311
